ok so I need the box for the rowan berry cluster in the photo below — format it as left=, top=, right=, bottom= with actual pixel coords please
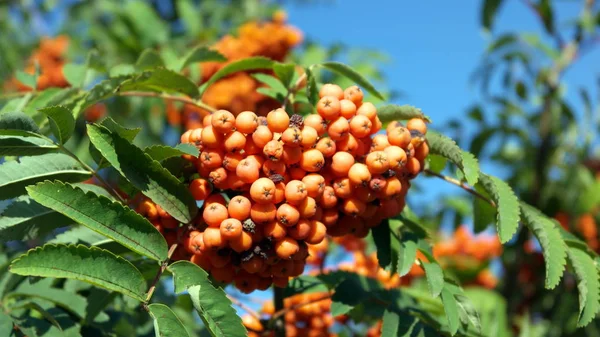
left=242, top=292, right=335, bottom=337
left=7, top=36, right=70, bottom=91
left=144, top=82, right=428, bottom=292
left=168, top=11, right=303, bottom=128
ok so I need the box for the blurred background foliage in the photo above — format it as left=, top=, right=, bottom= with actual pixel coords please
left=0, top=0, right=600, bottom=336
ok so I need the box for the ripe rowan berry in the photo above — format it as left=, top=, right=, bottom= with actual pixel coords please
left=267, top=108, right=290, bottom=133
left=236, top=111, right=259, bottom=134
left=319, top=83, right=344, bottom=100
left=211, top=110, right=235, bottom=133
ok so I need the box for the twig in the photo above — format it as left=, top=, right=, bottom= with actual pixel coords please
left=0, top=91, right=30, bottom=100
left=281, top=72, right=307, bottom=109
left=423, top=169, right=496, bottom=207
left=144, top=243, right=179, bottom=305
left=57, top=144, right=126, bottom=203
left=118, top=91, right=217, bottom=113
left=227, top=295, right=261, bottom=320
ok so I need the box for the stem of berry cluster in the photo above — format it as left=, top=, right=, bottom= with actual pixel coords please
left=423, top=169, right=496, bottom=207
left=281, top=72, right=308, bottom=109
left=273, top=287, right=286, bottom=337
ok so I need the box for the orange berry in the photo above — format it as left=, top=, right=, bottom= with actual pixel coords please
left=264, top=220, right=288, bottom=241
left=317, top=96, right=341, bottom=120
left=267, top=108, right=290, bottom=133
left=339, top=99, right=357, bottom=119
left=281, top=127, right=303, bottom=147
left=203, top=203, right=229, bottom=227
left=211, top=110, right=235, bottom=133
left=384, top=146, right=407, bottom=171
left=285, top=180, right=308, bottom=204
left=282, top=145, right=302, bottom=165
left=356, top=102, right=376, bottom=121
left=263, top=139, right=284, bottom=161
left=250, top=177, right=276, bottom=204
left=319, top=83, right=344, bottom=99
left=277, top=203, right=300, bottom=227
left=327, top=116, right=349, bottom=141
left=387, top=126, right=411, bottom=148
left=297, top=196, right=317, bottom=218
left=330, top=151, right=355, bottom=177
left=300, top=126, right=318, bottom=149
left=305, top=220, right=326, bottom=244
left=275, top=237, right=300, bottom=259
left=252, top=125, right=273, bottom=148
left=289, top=219, right=312, bottom=240
left=203, top=227, right=226, bottom=250
left=365, top=151, right=390, bottom=174
left=344, top=85, right=363, bottom=105
left=300, top=149, right=325, bottom=172
left=315, top=137, right=336, bottom=157
left=236, top=159, right=260, bottom=183
left=304, top=114, right=327, bottom=136
left=250, top=202, right=277, bottom=224
left=223, top=131, right=246, bottom=153
left=201, top=125, right=224, bottom=149
left=228, top=196, right=252, bottom=221
left=341, top=197, right=366, bottom=216
left=220, top=218, right=243, bottom=240
left=319, top=186, right=338, bottom=209
left=348, top=163, right=371, bottom=186
left=236, top=111, right=259, bottom=134
left=406, top=118, right=428, bottom=135
left=222, top=152, right=243, bottom=171
left=230, top=231, right=253, bottom=252
left=349, top=115, right=372, bottom=138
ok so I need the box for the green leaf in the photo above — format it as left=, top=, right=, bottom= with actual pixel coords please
left=473, top=183, right=496, bottom=233
left=0, top=311, right=11, bottom=333
left=397, top=232, right=419, bottom=277
left=145, top=144, right=199, bottom=162
left=50, top=226, right=105, bottom=245
left=427, top=131, right=480, bottom=186
left=566, top=244, right=600, bottom=327
left=305, top=67, right=319, bottom=106
left=87, top=124, right=196, bottom=223
left=377, top=105, right=432, bottom=123
left=482, top=0, right=504, bottom=30
left=520, top=203, right=566, bottom=289
left=372, top=219, right=392, bottom=270
left=441, top=288, right=460, bottom=335
left=26, top=181, right=168, bottom=261
left=427, top=154, right=447, bottom=174
left=330, top=301, right=354, bottom=317
left=199, top=57, right=275, bottom=94
left=381, top=309, right=400, bottom=337
left=480, top=174, right=520, bottom=243
left=11, top=279, right=88, bottom=319
left=168, top=260, right=209, bottom=294
left=179, top=46, right=226, bottom=71
left=0, top=133, right=58, bottom=156
left=0, top=153, right=91, bottom=200
left=252, top=73, right=288, bottom=93
left=119, top=68, right=199, bottom=99
left=423, top=262, right=444, bottom=298
left=0, top=111, right=40, bottom=133
left=81, top=76, right=131, bottom=110
left=9, top=244, right=147, bottom=301
left=63, top=63, right=87, bottom=88
left=149, top=303, right=191, bottom=337
left=188, top=285, right=245, bottom=336
left=319, top=62, right=384, bottom=100
left=274, top=63, right=296, bottom=88
left=535, top=0, right=555, bottom=34
left=16, top=70, right=37, bottom=89
left=39, top=106, right=75, bottom=144
left=0, top=195, right=71, bottom=243
left=135, top=49, right=165, bottom=71
left=454, top=293, right=482, bottom=333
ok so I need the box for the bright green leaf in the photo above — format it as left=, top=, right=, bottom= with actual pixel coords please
left=567, top=244, right=600, bottom=327
left=480, top=174, right=520, bottom=243
left=319, top=62, right=384, bottom=100
left=149, top=303, right=192, bottom=337
left=427, top=131, right=480, bottom=186
left=0, top=133, right=58, bottom=156
left=168, top=260, right=210, bottom=294
left=39, top=106, right=75, bottom=144
left=179, top=46, right=226, bottom=71
left=520, top=203, right=566, bottom=289
left=381, top=309, right=400, bottom=337
left=16, top=70, right=37, bottom=89
left=377, top=105, right=432, bottom=123
left=0, top=195, right=71, bottom=243
left=482, top=0, right=504, bottom=30
left=10, top=244, right=147, bottom=301
left=0, top=153, right=91, bottom=200
left=441, top=288, right=460, bottom=335
left=119, top=69, right=199, bottom=99
left=0, top=111, right=40, bottom=133
left=200, top=57, right=275, bottom=94
left=305, top=67, right=319, bottom=106
left=63, top=63, right=87, bottom=88
left=274, top=63, right=296, bottom=88
left=423, top=262, right=444, bottom=298
left=26, top=181, right=168, bottom=261
left=145, top=144, right=199, bottom=162
left=398, top=232, right=418, bottom=277
left=87, top=124, right=197, bottom=223
left=473, top=183, right=496, bottom=233
left=136, top=49, right=165, bottom=71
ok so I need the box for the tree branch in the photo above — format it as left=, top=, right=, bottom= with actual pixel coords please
left=423, top=169, right=496, bottom=207
left=227, top=295, right=261, bottom=320
left=272, top=287, right=286, bottom=337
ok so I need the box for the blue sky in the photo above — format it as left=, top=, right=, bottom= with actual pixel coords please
left=284, top=0, right=599, bottom=208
